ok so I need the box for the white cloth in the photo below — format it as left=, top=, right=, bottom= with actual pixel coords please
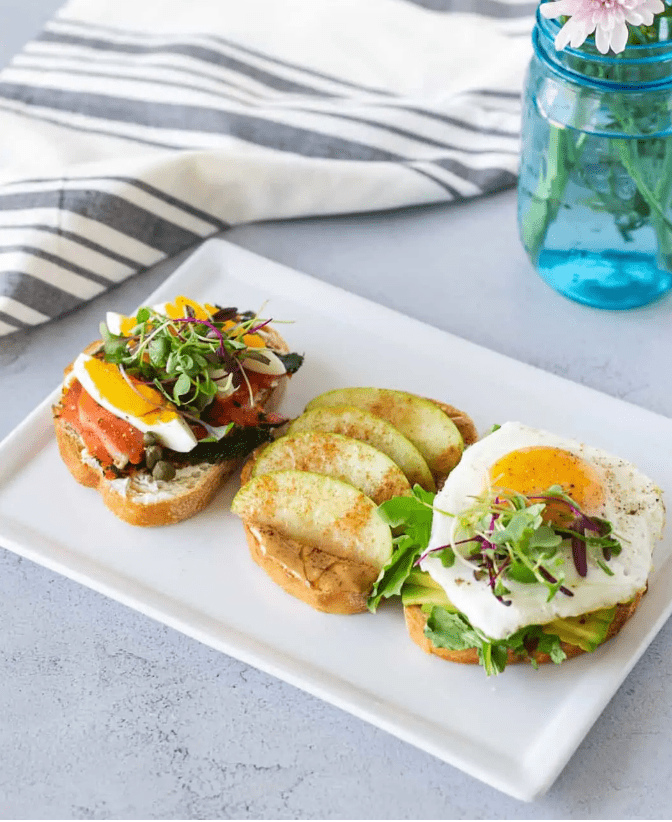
left=0, top=0, right=533, bottom=335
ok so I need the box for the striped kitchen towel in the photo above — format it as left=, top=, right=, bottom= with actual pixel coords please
left=0, top=0, right=534, bottom=335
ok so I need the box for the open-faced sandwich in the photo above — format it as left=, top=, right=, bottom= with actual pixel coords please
left=231, top=387, right=477, bottom=614
left=53, top=296, right=303, bottom=526
left=370, top=421, right=666, bottom=675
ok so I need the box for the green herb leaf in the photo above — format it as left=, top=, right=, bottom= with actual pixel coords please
left=173, top=373, right=192, bottom=400
left=425, top=607, right=509, bottom=676
left=368, top=485, right=438, bottom=612
left=506, top=562, right=538, bottom=584
left=276, top=352, right=304, bottom=375
left=149, top=336, right=170, bottom=367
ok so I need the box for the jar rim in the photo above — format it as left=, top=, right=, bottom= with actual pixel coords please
left=537, top=7, right=672, bottom=62
left=535, top=7, right=672, bottom=92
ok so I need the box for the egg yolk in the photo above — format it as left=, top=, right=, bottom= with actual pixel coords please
left=222, top=319, right=265, bottom=348
left=117, top=315, right=139, bottom=336
left=488, top=446, right=604, bottom=523
left=163, top=296, right=217, bottom=321
left=114, top=297, right=218, bottom=335
left=83, top=358, right=179, bottom=425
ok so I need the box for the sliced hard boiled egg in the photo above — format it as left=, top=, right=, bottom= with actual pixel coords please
left=153, top=297, right=218, bottom=321
left=106, top=297, right=219, bottom=336
left=105, top=311, right=137, bottom=336
left=240, top=348, right=286, bottom=376
left=71, top=353, right=197, bottom=452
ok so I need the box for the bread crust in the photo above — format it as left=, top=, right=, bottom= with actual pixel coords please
left=428, top=399, right=479, bottom=448
left=403, top=591, right=645, bottom=666
left=53, top=416, right=238, bottom=526
left=242, top=522, right=378, bottom=614
left=52, top=326, right=291, bottom=527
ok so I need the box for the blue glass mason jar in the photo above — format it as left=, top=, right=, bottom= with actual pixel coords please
left=517, top=10, right=672, bottom=309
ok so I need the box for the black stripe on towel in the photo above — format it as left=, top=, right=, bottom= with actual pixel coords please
left=0, top=311, right=26, bottom=331
left=36, top=30, right=336, bottom=98
left=433, top=156, right=517, bottom=190
left=0, top=100, right=193, bottom=150
left=406, top=0, right=536, bottom=17
left=9, top=176, right=229, bottom=232
left=1, top=223, right=144, bottom=269
left=0, top=270, right=99, bottom=318
left=0, top=83, right=508, bottom=174
left=0, top=245, right=116, bottom=286
left=47, top=19, right=396, bottom=97
left=0, top=187, right=202, bottom=254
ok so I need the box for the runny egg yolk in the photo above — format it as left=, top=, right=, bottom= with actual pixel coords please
left=83, top=358, right=179, bottom=425
left=488, top=446, right=604, bottom=524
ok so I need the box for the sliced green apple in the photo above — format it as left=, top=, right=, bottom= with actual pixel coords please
left=231, top=470, right=393, bottom=570
left=306, top=387, right=464, bottom=478
left=250, top=430, right=412, bottom=505
left=286, top=405, right=435, bottom=492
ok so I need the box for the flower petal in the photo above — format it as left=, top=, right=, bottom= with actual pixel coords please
left=540, top=0, right=576, bottom=19
left=569, top=19, right=594, bottom=48
left=609, top=22, right=630, bottom=54
left=594, top=23, right=612, bottom=54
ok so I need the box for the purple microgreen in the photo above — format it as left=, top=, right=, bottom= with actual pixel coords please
left=571, top=535, right=588, bottom=577
left=416, top=536, right=474, bottom=566
left=537, top=565, right=574, bottom=598
left=210, top=306, right=239, bottom=323
left=248, top=317, right=272, bottom=335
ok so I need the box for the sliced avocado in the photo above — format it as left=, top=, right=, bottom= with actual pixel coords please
left=541, top=605, right=617, bottom=652
left=401, top=568, right=457, bottom=610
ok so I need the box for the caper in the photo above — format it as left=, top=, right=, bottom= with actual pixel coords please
left=143, top=432, right=158, bottom=446
left=152, top=460, right=176, bottom=482
left=145, top=444, right=163, bottom=471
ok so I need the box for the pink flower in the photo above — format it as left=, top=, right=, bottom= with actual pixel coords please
left=540, top=0, right=665, bottom=54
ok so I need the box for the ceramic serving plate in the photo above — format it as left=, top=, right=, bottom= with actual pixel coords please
left=0, top=238, right=670, bottom=801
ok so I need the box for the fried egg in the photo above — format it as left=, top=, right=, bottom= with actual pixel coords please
left=70, top=353, right=197, bottom=452
left=421, top=422, right=665, bottom=640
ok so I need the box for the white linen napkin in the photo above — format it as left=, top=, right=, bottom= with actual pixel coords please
left=0, top=0, right=533, bottom=335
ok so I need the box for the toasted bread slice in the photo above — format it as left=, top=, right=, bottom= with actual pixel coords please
left=53, top=418, right=241, bottom=526
left=236, top=395, right=476, bottom=614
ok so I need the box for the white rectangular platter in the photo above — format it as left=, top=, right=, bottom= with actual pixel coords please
left=1, top=238, right=670, bottom=802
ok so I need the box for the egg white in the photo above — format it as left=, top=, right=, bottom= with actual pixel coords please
left=105, top=311, right=128, bottom=336
left=421, top=421, right=665, bottom=640
left=71, top=353, right=197, bottom=453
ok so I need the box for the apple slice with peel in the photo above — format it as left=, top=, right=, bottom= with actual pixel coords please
left=287, top=405, right=435, bottom=492
left=305, top=387, right=464, bottom=479
left=250, top=431, right=412, bottom=505
left=231, top=470, right=393, bottom=571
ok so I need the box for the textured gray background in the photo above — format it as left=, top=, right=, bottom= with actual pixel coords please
left=2, top=1, right=672, bottom=819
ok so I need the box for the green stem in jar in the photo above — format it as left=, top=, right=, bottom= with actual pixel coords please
left=615, top=137, right=672, bottom=266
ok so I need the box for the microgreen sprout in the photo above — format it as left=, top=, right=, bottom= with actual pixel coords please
left=447, top=486, right=622, bottom=603
left=99, top=303, right=281, bottom=417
